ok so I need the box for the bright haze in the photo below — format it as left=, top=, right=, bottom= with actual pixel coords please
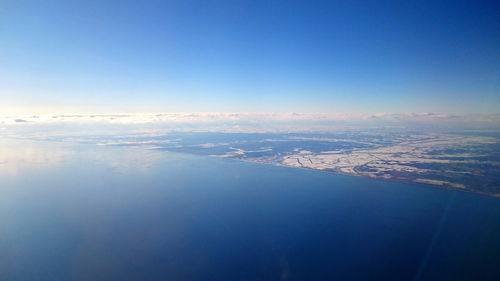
left=1, top=0, right=499, bottom=116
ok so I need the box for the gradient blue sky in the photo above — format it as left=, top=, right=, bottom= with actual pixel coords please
left=1, top=0, right=499, bottom=114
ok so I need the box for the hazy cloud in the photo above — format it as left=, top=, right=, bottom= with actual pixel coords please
left=1, top=112, right=499, bottom=132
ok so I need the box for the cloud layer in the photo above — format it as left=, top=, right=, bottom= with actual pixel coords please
left=1, top=112, right=499, bottom=132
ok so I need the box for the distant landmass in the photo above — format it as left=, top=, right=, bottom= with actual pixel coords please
left=12, top=130, right=497, bottom=196
left=154, top=132, right=500, bottom=196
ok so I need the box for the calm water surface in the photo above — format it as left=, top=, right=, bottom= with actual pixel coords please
left=0, top=139, right=499, bottom=281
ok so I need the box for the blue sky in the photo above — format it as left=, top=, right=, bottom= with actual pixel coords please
left=1, top=0, right=499, bottom=114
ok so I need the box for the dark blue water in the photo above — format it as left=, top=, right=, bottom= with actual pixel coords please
left=1, top=139, right=499, bottom=281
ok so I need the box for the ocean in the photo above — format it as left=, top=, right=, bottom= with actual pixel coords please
left=1, top=139, right=499, bottom=281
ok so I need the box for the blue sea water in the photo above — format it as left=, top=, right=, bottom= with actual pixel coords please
left=0, top=139, right=499, bottom=281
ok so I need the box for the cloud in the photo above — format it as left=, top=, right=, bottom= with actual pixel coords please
left=1, top=112, right=499, bottom=132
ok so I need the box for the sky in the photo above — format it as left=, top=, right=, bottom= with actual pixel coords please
left=1, top=0, right=499, bottom=115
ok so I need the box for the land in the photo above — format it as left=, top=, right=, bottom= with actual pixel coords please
left=193, top=132, right=499, bottom=196
left=4, top=129, right=500, bottom=196
left=82, top=131, right=500, bottom=196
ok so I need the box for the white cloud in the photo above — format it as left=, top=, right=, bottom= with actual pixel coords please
left=0, top=112, right=499, bottom=132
